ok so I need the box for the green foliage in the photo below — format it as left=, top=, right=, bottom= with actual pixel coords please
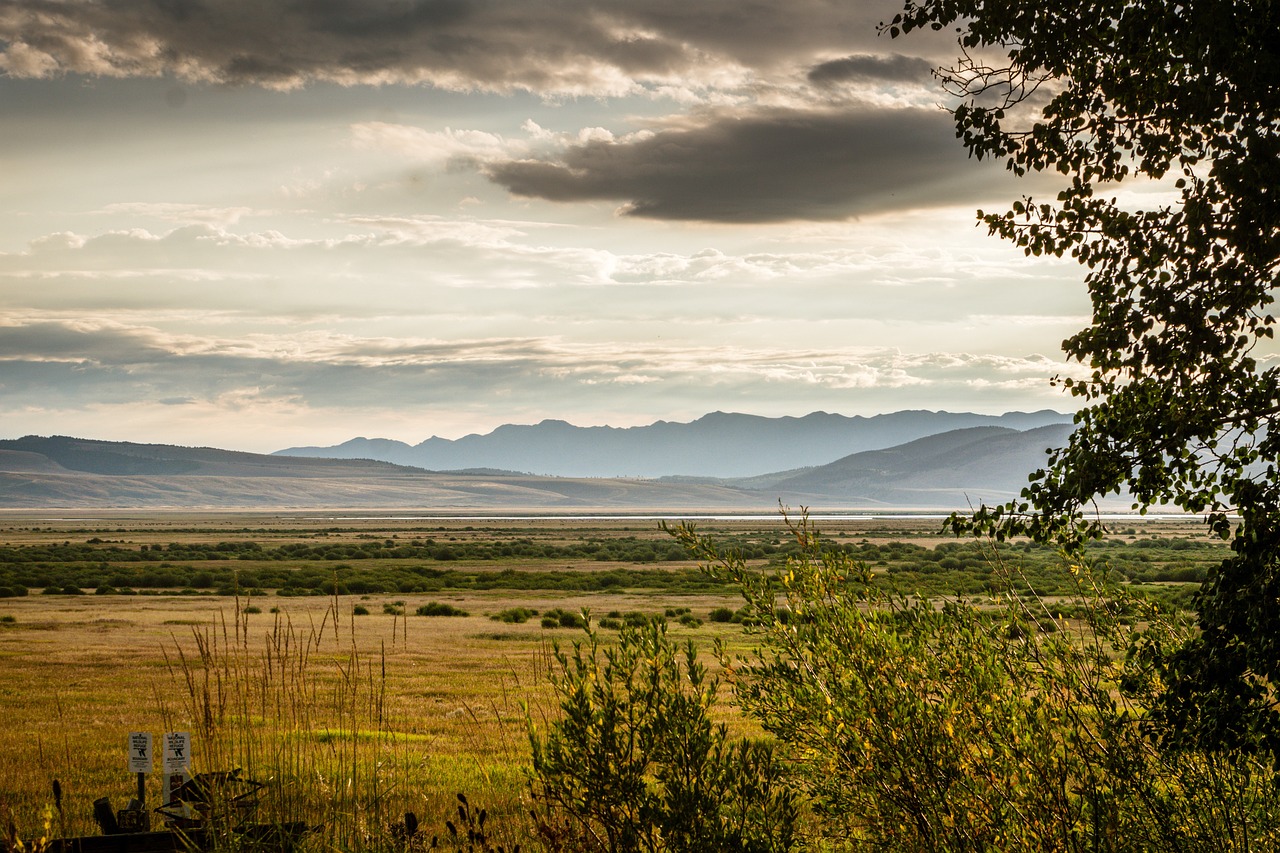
left=669, top=513, right=1280, bottom=850
left=0, top=534, right=1220, bottom=605
left=528, top=618, right=797, bottom=853
left=416, top=601, right=469, bottom=617
left=491, top=607, right=537, bottom=624
left=891, top=0, right=1280, bottom=749
left=536, top=608, right=587, bottom=630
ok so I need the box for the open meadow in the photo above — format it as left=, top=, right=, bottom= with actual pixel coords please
left=0, top=510, right=1222, bottom=848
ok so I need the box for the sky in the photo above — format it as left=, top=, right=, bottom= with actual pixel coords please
left=0, top=0, right=1139, bottom=453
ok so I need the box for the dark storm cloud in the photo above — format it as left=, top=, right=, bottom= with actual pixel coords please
left=807, top=53, right=936, bottom=86
left=486, top=107, right=1013, bottom=223
left=0, top=0, right=937, bottom=91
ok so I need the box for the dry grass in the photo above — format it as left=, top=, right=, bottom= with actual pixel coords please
left=0, top=585, right=748, bottom=848
left=0, top=511, right=1207, bottom=848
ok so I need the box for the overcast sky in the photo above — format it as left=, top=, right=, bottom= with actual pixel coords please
left=0, top=0, right=1131, bottom=452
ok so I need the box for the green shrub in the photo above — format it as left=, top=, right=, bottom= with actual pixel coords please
left=491, top=607, right=536, bottom=624
left=529, top=619, right=797, bottom=852
left=708, top=607, right=734, bottom=623
left=352, top=605, right=370, bottom=616
left=537, top=608, right=586, bottom=630
left=416, top=601, right=468, bottom=617
left=622, top=611, right=651, bottom=628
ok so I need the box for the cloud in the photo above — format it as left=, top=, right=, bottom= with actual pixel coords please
left=0, top=0, right=923, bottom=95
left=0, top=316, right=1072, bottom=407
left=349, top=122, right=519, bottom=167
left=100, top=203, right=259, bottom=228
left=807, top=53, right=936, bottom=86
left=486, top=106, right=1022, bottom=222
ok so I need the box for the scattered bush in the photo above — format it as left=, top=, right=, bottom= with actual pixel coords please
left=622, top=611, right=654, bottom=628
left=491, top=607, right=536, bottom=624
left=416, top=601, right=468, bottom=617
left=538, top=608, right=586, bottom=630
left=352, top=605, right=370, bottom=616
left=708, top=607, right=735, bottom=623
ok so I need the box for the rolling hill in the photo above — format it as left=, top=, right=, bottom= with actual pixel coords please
left=0, top=422, right=1088, bottom=510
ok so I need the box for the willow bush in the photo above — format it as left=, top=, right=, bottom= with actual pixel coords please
left=527, top=617, right=796, bottom=853
left=665, top=513, right=1280, bottom=852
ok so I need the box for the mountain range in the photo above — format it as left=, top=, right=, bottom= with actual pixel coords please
left=0, top=412, right=1083, bottom=510
left=275, top=410, right=1073, bottom=478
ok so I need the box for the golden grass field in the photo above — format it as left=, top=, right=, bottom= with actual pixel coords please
left=0, top=510, right=1211, bottom=848
left=0, top=511, right=797, bottom=847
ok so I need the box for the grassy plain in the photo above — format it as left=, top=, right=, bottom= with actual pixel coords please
left=0, top=510, right=1220, bottom=848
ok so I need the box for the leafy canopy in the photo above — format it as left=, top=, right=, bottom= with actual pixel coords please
left=889, top=0, right=1280, bottom=749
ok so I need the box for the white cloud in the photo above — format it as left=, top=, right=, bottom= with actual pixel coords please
left=349, top=123, right=518, bottom=166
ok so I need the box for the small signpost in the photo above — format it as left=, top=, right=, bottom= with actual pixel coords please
left=123, top=732, right=153, bottom=831
left=127, top=732, right=152, bottom=802
left=163, top=732, right=191, bottom=802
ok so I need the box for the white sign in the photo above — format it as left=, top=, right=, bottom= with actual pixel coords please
left=163, top=732, right=191, bottom=773
left=128, top=732, right=153, bottom=773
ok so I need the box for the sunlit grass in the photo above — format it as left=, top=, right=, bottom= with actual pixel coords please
left=0, top=585, right=744, bottom=849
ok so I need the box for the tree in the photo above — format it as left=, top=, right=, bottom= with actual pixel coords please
left=888, top=1, right=1280, bottom=750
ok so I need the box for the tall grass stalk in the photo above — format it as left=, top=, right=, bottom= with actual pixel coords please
left=156, top=594, right=423, bottom=852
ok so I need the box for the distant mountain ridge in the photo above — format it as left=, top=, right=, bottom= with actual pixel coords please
left=0, top=417, right=1098, bottom=510
left=731, top=424, right=1077, bottom=508
left=274, top=410, right=1074, bottom=478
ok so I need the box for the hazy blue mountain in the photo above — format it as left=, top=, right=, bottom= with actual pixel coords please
left=0, top=422, right=1094, bottom=510
left=275, top=410, right=1073, bottom=478
left=745, top=423, right=1078, bottom=507
left=0, top=435, right=763, bottom=509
